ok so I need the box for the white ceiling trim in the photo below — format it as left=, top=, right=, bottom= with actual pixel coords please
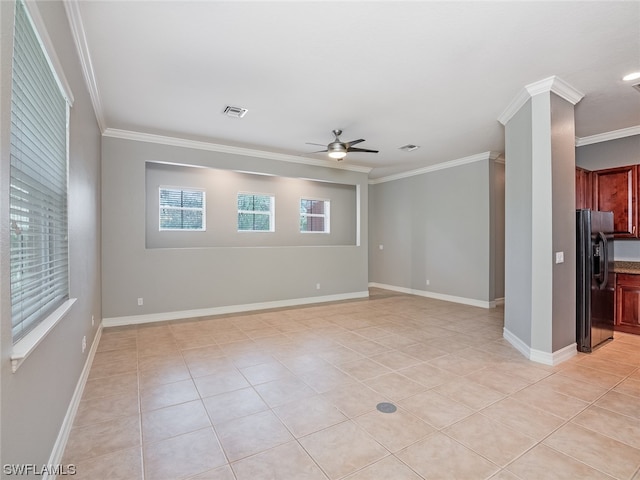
left=103, top=128, right=373, bottom=174
left=64, top=0, right=105, bottom=131
left=498, top=76, right=584, bottom=126
left=369, top=151, right=502, bottom=185
left=575, top=125, right=640, bottom=147
left=526, top=76, right=585, bottom=105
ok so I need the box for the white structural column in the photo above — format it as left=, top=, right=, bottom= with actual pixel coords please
left=499, top=76, right=584, bottom=365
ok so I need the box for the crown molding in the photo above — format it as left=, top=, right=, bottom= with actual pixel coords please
left=498, top=76, right=584, bottom=126
left=526, top=76, right=584, bottom=105
left=575, top=125, right=640, bottom=147
left=369, top=151, right=501, bottom=185
left=64, top=0, right=105, bottom=131
left=103, top=128, right=373, bottom=174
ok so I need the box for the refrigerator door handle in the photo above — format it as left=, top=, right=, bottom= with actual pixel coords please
left=596, top=231, right=608, bottom=290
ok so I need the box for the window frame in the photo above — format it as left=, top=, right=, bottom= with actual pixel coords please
left=9, top=0, right=76, bottom=370
left=300, top=198, right=331, bottom=234
left=237, top=192, right=275, bottom=232
left=158, top=186, right=206, bottom=232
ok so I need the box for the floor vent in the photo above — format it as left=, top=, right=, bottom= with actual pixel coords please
left=376, top=402, right=397, bottom=413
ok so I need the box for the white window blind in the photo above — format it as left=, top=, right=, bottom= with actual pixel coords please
left=9, top=0, right=69, bottom=343
left=159, top=187, right=206, bottom=231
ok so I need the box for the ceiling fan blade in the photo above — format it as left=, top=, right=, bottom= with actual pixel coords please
left=306, top=142, right=327, bottom=147
left=345, top=139, right=365, bottom=148
left=310, top=149, right=329, bottom=153
left=347, top=147, right=379, bottom=153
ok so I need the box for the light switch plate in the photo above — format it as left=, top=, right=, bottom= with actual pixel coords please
left=555, top=251, right=564, bottom=264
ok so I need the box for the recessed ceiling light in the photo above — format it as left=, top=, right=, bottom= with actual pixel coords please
left=223, top=105, right=248, bottom=118
left=399, top=144, right=420, bottom=152
left=622, top=72, right=640, bottom=82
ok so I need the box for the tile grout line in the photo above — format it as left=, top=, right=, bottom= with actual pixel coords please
left=69, top=296, right=640, bottom=480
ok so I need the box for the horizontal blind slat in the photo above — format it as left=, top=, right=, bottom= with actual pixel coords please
left=9, top=0, right=69, bottom=343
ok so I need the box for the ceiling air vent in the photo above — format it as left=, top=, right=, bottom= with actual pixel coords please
left=632, top=83, right=640, bottom=94
left=399, top=144, right=420, bottom=152
left=223, top=105, right=248, bottom=118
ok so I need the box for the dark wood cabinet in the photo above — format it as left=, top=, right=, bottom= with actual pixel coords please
left=592, top=165, right=638, bottom=238
left=575, top=167, right=592, bottom=210
left=615, top=273, right=640, bottom=335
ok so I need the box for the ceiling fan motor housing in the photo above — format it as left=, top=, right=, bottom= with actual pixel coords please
left=327, top=141, right=347, bottom=159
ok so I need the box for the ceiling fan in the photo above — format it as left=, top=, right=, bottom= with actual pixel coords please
left=307, top=129, right=379, bottom=161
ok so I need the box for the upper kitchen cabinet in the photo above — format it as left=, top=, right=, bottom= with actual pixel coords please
left=575, top=167, right=592, bottom=210
left=592, top=165, right=638, bottom=238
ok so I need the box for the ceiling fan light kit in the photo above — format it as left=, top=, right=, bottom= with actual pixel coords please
left=327, top=139, right=347, bottom=159
left=309, top=129, right=379, bottom=161
left=328, top=149, right=347, bottom=160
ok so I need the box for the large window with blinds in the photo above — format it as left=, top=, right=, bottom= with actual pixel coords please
left=9, top=0, right=70, bottom=343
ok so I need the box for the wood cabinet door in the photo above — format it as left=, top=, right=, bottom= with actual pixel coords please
left=615, top=274, right=640, bottom=335
left=575, top=167, right=592, bottom=209
left=592, top=166, right=637, bottom=237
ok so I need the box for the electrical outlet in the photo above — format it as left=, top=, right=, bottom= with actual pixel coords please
left=379, top=244, right=384, bottom=250
left=91, top=315, right=94, bottom=327
left=137, top=297, right=143, bottom=306
left=426, top=279, right=430, bottom=286
left=81, top=335, right=86, bottom=353
left=316, top=283, right=321, bottom=290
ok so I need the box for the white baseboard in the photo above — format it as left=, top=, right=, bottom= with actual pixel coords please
left=503, top=327, right=577, bottom=366
left=368, top=282, right=496, bottom=309
left=495, top=297, right=505, bottom=306
left=44, top=325, right=103, bottom=480
left=103, top=291, right=370, bottom=328
left=502, top=327, right=531, bottom=359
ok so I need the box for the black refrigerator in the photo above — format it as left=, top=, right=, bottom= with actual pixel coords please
left=576, top=209, right=615, bottom=352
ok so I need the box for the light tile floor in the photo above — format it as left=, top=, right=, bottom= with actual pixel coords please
left=62, top=289, right=640, bottom=479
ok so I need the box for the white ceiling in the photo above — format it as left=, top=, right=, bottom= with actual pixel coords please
left=68, top=1, right=640, bottom=179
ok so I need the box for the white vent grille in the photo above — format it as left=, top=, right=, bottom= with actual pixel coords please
left=223, top=105, right=248, bottom=118
left=399, top=144, right=420, bottom=152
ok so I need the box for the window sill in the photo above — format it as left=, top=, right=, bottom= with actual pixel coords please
left=10, top=298, right=77, bottom=373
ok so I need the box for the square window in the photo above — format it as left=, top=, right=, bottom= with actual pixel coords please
left=159, top=187, right=206, bottom=231
left=237, top=193, right=274, bottom=232
left=300, top=199, right=330, bottom=233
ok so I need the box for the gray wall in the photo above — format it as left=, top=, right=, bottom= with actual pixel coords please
left=0, top=0, right=102, bottom=473
left=102, top=137, right=369, bottom=321
left=504, top=99, right=534, bottom=345
left=550, top=94, right=577, bottom=352
left=368, top=158, right=503, bottom=305
left=492, top=161, right=506, bottom=300
left=576, top=134, right=640, bottom=260
left=576, top=134, right=639, bottom=170
left=504, top=92, right=578, bottom=356
left=145, top=162, right=357, bottom=248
